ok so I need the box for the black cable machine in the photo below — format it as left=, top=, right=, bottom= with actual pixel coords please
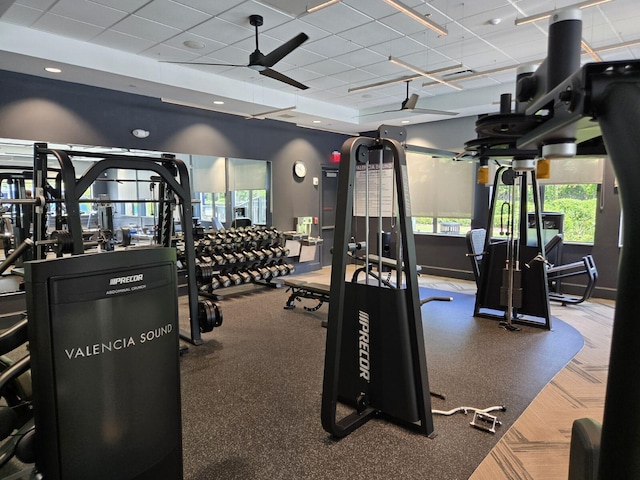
left=471, top=162, right=552, bottom=330
left=31, top=143, right=204, bottom=345
left=321, top=136, right=435, bottom=438
left=464, top=6, right=640, bottom=478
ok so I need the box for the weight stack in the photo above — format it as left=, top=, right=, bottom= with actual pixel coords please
left=25, top=248, right=183, bottom=480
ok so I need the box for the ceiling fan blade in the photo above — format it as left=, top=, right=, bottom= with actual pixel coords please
left=261, top=33, right=309, bottom=68
left=359, top=109, right=401, bottom=117
left=260, top=68, right=309, bottom=90
left=411, top=108, right=458, bottom=116
left=403, top=93, right=419, bottom=110
left=161, top=61, right=246, bottom=67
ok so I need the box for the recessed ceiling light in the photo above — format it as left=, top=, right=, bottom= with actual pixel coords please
left=313, top=120, right=322, bottom=124
left=213, top=100, right=224, bottom=105
left=401, top=120, right=411, bottom=124
left=183, top=40, right=206, bottom=49
left=44, top=67, right=62, bottom=73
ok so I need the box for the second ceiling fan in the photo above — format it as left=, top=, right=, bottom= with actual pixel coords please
left=164, top=14, right=309, bottom=90
left=361, top=81, right=458, bottom=117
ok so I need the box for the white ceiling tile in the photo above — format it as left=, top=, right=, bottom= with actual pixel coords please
left=217, top=0, right=294, bottom=28
left=342, top=0, right=400, bottom=19
left=368, top=35, right=430, bottom=58
left=377, top=11, right=434, bottom=38
left=305, top=74, right=348, bottom=90
left=301, top=2, right=374, bottom=35
left=303, top=34, right=361, bottom=58
left=336, top=20, right=399, bottom=46
left=268, top=19, right=332, bottom=44
left=134, top=0, right=211, bottom=31
left=331, top=67, right=377, bottom=85
left=162, top=32, right=227, bottom=57
left=112, top=15, right=182, bottom=43
left=189, top=17, right=253, bottom=45
left=172, top=0, right=240, bottom=16
left=14, top=0, right=56, bottom=9
left=333, top=47, right=387, bottom=69
left=304, top=58, right=351, bottom=77
left=32, top=13, right=103, bottom=41
left=361, top=59, right=410, bottom=77
left=140, top=43, right=202, bottom=62
left=278, top=47, right=328, bottom=69
left=92, top=29, right=158, bottom=53
left=49, top=0, right=128, bottom=28
left=88, top=0, right=149, bottom=14
left=2, top=4, right=44, bottom=26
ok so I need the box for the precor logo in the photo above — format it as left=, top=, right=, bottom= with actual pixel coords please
left=109, top=274, right=144, bottom=286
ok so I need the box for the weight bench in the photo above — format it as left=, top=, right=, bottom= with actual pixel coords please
left=283, top=279, right=331, bottom=312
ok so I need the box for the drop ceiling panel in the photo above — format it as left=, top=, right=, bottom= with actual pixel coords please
left=336, top=20, right=399, bottom=46
left=48, top=0, right=128, bottom=28
left=93, top=29, right=158, bottom=54
left=333, top=47, right=387, bottom=69
left=217, top=0, right=294, bottom=29
left=300, top=2, right=374, bottom=35
left=112, top=15, right=182, bottom=43
left=188, top=17, right=253, bottom=44
left=303, top=34, right=362, bottom=58
left=276, top=47, right=327, bottom=69
left=368, top=35, right=433, bottom=58
left=376, top=11, right=435, bottom=37
left=134, top=0, right=211, bottom=31
left=162, top=32, right=227, bottom=57
left=32, top=13, right=103, bottom=41
left=15, top=0, right=57, bottom=9
left=269, top=19, right=332, bottom=43
left=1, top=4, right=44, bottom=25
left=81, top=0, right=149, bottom=14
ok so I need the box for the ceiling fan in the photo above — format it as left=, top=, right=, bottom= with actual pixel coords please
left=163, top=14, right=309, bottom=90
left=361, top=81, right=458, bottom=117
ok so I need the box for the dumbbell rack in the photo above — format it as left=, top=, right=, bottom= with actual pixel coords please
left=185, top=226, right=296, bottom=300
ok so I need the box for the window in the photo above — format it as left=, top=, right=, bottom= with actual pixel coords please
left=191, top=156, right=269, bottom=228
left=405, top=151, right=474, bottom=235
left=537, top=158, right=603, bottom=244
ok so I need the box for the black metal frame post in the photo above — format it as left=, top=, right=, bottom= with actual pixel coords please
left=321, top=136, right=434, bottom=438
left=516, top=61, right=640, bottom=479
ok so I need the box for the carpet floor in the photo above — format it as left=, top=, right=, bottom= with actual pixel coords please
left=178, top=284, right=583, bottom=480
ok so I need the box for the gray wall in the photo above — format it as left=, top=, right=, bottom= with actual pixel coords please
left=0, top=70, right=348, bottom=240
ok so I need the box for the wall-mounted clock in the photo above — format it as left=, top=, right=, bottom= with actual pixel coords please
left=293, top=161, right=307, bottom=179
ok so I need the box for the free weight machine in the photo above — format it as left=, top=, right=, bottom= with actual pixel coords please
left=464, top=6, right=640, bottom=478
left=31, top=143, right=217, bottom=345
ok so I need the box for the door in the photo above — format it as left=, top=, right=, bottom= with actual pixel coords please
left=321, top=167, right=339, bottom=267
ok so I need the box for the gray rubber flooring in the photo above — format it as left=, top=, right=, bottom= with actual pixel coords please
left=178, top=285, right=583, bottom=480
